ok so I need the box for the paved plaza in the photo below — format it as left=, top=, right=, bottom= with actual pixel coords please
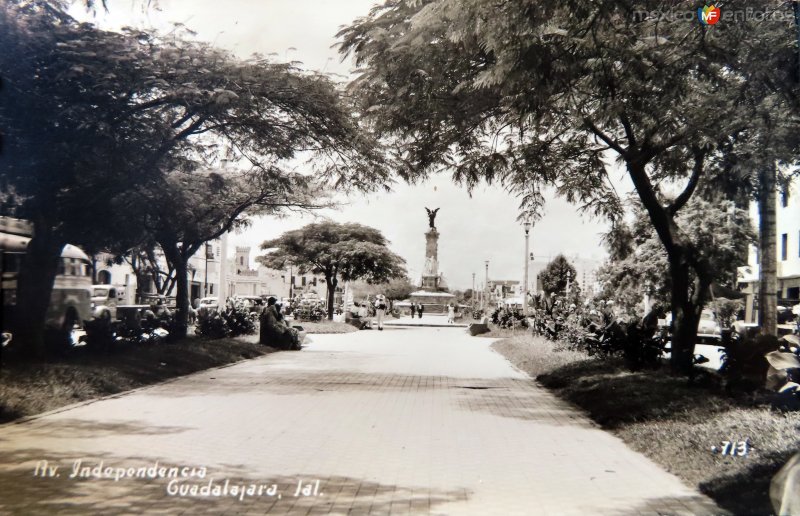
left=0, top=328, right=723, bottom=515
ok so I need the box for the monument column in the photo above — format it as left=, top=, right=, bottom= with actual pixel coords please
left=421, top=207, right=441, bottom=290
left=421, top=228, right=440, bottom=289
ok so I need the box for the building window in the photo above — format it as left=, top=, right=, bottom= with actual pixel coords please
left=781, top=190, right=789, bottom=208
left=97, top=270, right=112, bottom=285
left=781, top=233, right=788, bottom=261
left=302, top=277, right=307, bottom=286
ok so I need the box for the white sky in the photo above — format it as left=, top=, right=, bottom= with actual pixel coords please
left=71, top=0, right=623, bottom=290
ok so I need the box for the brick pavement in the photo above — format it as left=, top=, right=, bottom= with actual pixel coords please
left=0, top=327, right=725, bottom=515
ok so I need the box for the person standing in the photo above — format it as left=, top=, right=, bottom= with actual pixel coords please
left=417, top=302, right=424, bottom=319
left=374, top=294, right=387, bottom=331
left=410, top=303, right=415, bottom=319
left=447, top=303, right=455, bottom=324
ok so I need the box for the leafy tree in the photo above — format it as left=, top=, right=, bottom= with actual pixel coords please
left=457, top=289, right=473, bottom=305
left=129, top=169, right=326, bottom=338
left=538, top=255, right=577, bottom=297
left=1, top=2, right=386, bottom=353
left=383, top=277, right=416, bottom=303
left=1, top=2, right=163, bottom=354
left=337, top=0, right=796, bottom=374
left=598, top=198, right=755, bottom=319
left=349, top=276, right=415, bottom=311
left=258, top=222, right=407, bottom=319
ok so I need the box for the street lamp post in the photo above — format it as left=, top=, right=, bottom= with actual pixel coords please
left=565, top=270, right=571, bottom=297
left=484, top=260, right=490, bottom=310
left=204, top=243, right=211, bottom=297
left=523, top=220, right=532, bottom=316
left=472, top=272, right=476, bottom=309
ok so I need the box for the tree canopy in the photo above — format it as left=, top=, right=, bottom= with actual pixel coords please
left=1, top=0, right=387, bottom=353
left=539, top=255, right=577, bottom=297
left=598, top=198, right=755, bottom=317
left=258, top=222, right=407, bottom=319
left=338, top=0, right=800, bottom=374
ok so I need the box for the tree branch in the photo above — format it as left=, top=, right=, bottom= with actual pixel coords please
left=668, top=145, right=706, bottom=215
left=584, top=119, right=626, bottom=156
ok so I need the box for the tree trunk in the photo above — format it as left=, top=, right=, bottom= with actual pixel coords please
left=757, top=163, right=778, bottom=336
left=326, top=276, right=337, bottom=320
left=172, top=255, right=190, bottom=339
left=90, top=254, right=98, bottom=284
left=667, top=251, right=700, bottom=375
left=12, top=218, right=65, bottom=358
left=160, top=243, right=189, bottom=340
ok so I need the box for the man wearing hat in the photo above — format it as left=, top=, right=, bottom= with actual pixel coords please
left=374, top=294, right=388, bottom=331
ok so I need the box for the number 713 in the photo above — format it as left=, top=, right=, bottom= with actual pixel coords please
left=720, top=441, right=749, bottom=456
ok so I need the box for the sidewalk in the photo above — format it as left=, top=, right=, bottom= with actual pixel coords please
left=0, top=327, right=723, bottom=514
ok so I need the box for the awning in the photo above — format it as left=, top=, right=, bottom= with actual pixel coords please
left=710, top=283, right=747, bottom=300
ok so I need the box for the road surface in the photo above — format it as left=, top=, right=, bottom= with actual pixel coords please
left=0, top=327, right=722, bottom=515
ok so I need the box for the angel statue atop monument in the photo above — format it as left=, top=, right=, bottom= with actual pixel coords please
left=425, top=207, right=440, bottom=229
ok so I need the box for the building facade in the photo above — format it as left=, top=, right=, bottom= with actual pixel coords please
left=738, top=177, right=800, bottom=321
left=94, top=240, right=328, bottom=306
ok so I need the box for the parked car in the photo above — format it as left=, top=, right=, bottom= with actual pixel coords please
left=232, top=295, right=265, bottom=314
left=90, top=285, right=122, bottom=320
left=197, top=296, right=219, bottom=317
left=659, top=308, right=722, bottom=344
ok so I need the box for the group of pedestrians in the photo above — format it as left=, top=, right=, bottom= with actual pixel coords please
left=409, top=302, right=425, bottom=319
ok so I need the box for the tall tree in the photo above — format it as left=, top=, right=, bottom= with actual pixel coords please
left=538, top=255, right=577, bottom=297
left=258, top=222, right=407, bottom=320
left=1, top=2, right=386, bottom=353
left=338, top=0, right=796, bottom=374
left=598, top=199, right=755, bottom=318
left=130, top=169, right=326, bottom=338
left=1, top=1, right=161, bottom=354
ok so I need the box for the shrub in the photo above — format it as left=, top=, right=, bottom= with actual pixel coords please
left=720, top=334, right=781, bottom=393
left=490, top=308, right=529, bottom=329
left=196, top=303, right=256, bottom=339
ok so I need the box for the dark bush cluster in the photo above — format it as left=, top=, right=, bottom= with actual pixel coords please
left=82, top=312, right=176, bottom=351
left=532, top=305, right=668, bottom=371
left=196, top=303, right=257, bottom=339
left=490, top=307, right=529, bottom=329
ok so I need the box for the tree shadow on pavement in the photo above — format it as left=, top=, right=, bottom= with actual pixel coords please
left=452, top=380, right=596, bottom=427
left=0, top=447, right=469, bottom=515
left=11, top=418, right=193, bottom=439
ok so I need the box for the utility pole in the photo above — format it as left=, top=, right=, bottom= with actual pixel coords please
left=472, top=272, right=476, bottom=309
left=484, top=260, right=490, bottom=310
left=523, top=219, right=531, bottom=316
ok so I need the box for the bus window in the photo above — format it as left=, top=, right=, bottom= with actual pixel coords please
left=1, top=253, right=22, bottom=274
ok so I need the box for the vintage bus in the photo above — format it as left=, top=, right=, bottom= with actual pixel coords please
left=1, top=218, right=92, bottom=342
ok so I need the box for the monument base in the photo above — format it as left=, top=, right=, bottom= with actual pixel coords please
left=421, top=274, right=440, bottom=290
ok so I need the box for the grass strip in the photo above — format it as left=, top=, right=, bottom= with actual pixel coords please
left=492, top=333, right=800, bottom=515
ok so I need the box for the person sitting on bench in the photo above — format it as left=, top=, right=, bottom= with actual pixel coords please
left=260, top=297, right=300, bottom=350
